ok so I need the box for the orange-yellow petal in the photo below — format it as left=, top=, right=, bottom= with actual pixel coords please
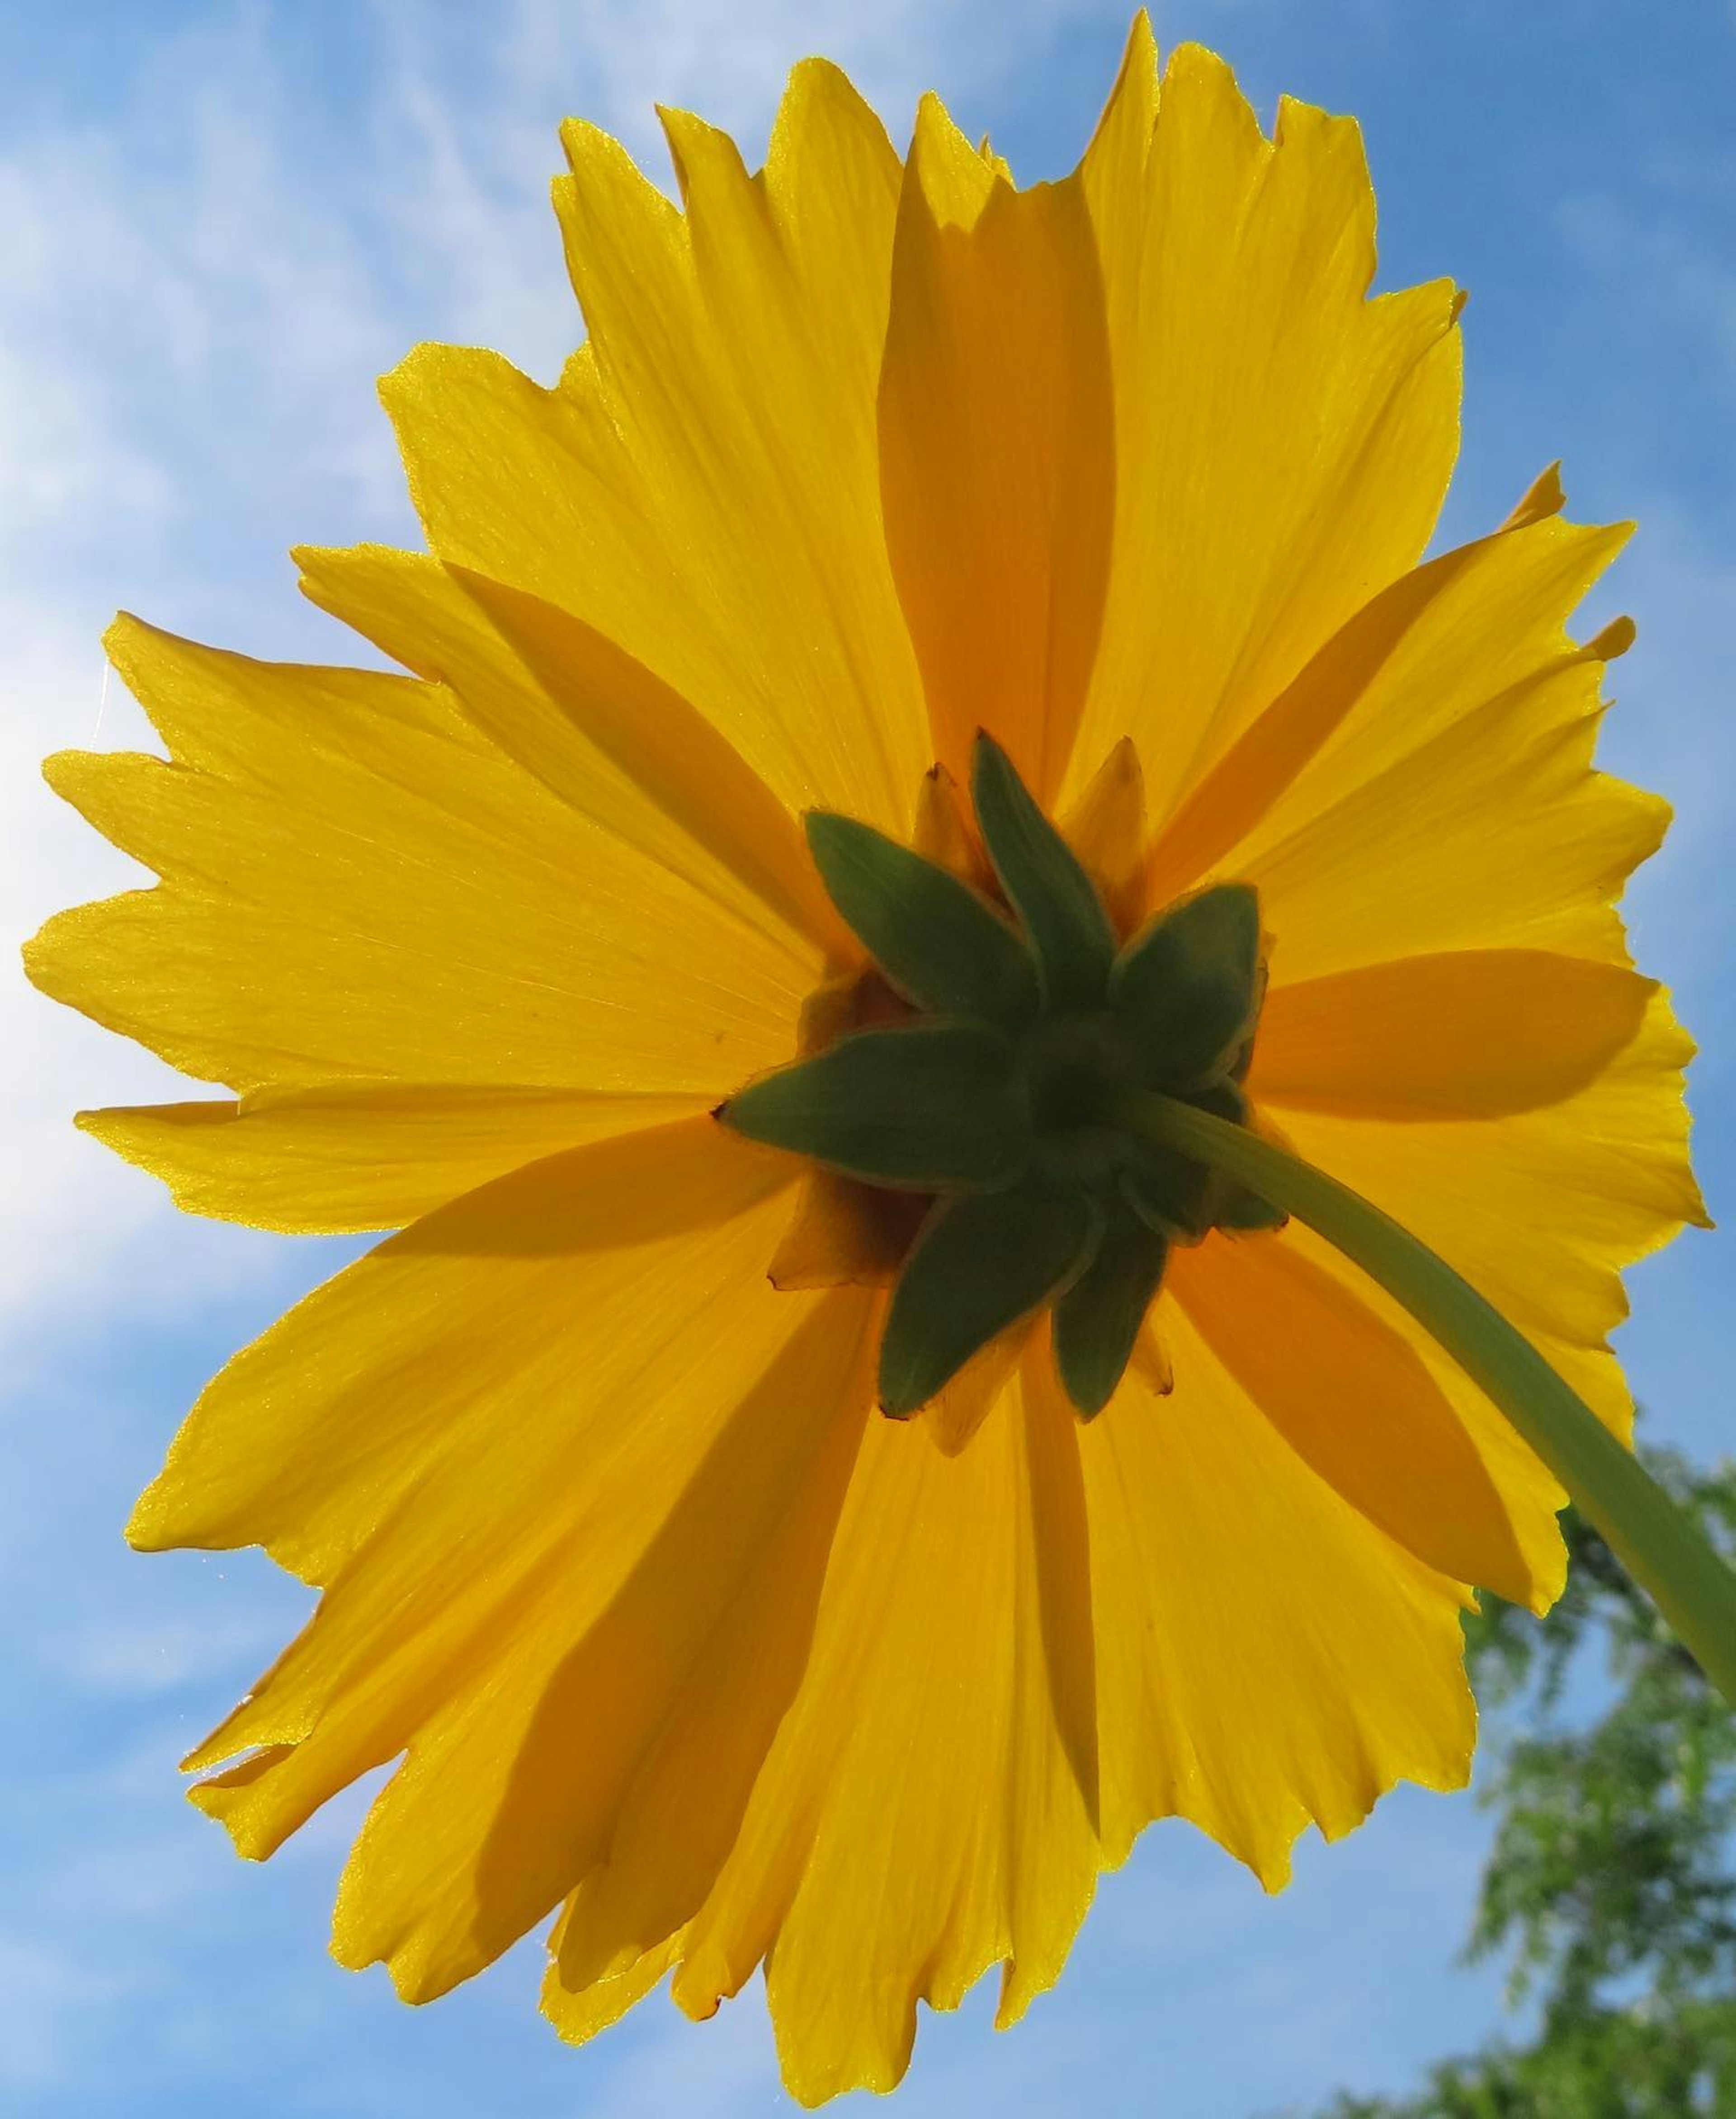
left=660, top=1363, right=1099, bottom=2102
left=1163, top=502, right=1652, bottom=981
left=1080, top=1297, right=1477, bottom=1887
left=1253, top=951, right=1658, bottom=1121
left=78, top=1083, right=709, bottom=1234
left=1069, top=34, right=1463, bottom=820
left=1170, top=1235, right=1540, bottom=1605
left=27, top=624, right=812, bottom=1100
left=382, top=60, right=929, bottom=835
left=151, top=1123, right=878, bottom=2012
left=1262, top=984, right=1708, bottom=1380
left=296, top=542, right=842, bottom=958
left=878, top=98, right=1113, bottom=798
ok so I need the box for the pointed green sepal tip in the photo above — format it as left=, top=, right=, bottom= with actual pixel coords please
left=1120, top=1078, right=1252, bottom=1244
left=1111, top=882, right=1263, bottom=1089
left=718, top=1019, right=1033, bottom=1191
left=1215, top=1183, right=1287, bottom=1234
left=1053, top=1199, right=1169, bottom=1417
left=969, top=731, right=1117, bottom=1012
left=879, top=1179, right=1104, bottom=1416
left=803, top=810, right=1040, bottom=1028
left=1122, top=1148, right=1214, bottom=1246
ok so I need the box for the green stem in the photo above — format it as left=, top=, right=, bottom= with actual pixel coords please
left=1113, top=1088, right=1736, bottom=1708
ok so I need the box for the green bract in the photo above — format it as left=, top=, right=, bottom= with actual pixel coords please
left=718, top=734, right=1282, bottom=1418
left=881, top=1179, right=1104, bottom=1418
left=722, top=1020, right=1030, bottom=1191
left=804, top=810, right=1040, bottom=1027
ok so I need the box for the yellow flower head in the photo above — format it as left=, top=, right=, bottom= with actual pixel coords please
left=24, top=17, right=1709, bottom=2105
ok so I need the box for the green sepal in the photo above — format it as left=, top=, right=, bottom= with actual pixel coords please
left=718, top=1020, right=1031, bottom=1191
left=1052, top=1196, right=1170, bottom=1417
left=879, top=1179, right=1104, bottom=1415
left=1215, top=1183, right=1287, bottom=1233
left=805, top=811, right=1040, bottom=1028
left=1121, top=1078, right=1254, bottom=1244
left=1122, top=1146, right=1214, bottom=1246
left=970, top=732, right=1117, bottom=1011
left=1110, top=883, right=1262, bottom=1088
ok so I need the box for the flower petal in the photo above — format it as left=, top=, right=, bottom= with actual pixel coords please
left=151, top=1122, right=877, bottom=2010
left=659, top=1366, right=1099, bottom=2101
left=1141, top=501, right=1609, bottom=907
left=129, top=1118, right=788, bottom=1572
left=1070, top=36, right=1462, bottom=819
left=79, top=1083, right=708, bottom=1234
left=297, top=542, right=843, bottom=957
left=381, top=61, right=928, bottom=833
left=1253, top=951, right=1657, bottom=1120
left=28, top=624, right=811, bottom=1097
left=1058, top=737, right=1148, bottom=937
left=1264, top=983, right=1709, bottom=1368
left=1080, top=1296, right=1477, bottom=1885
left=878, top=98, right=1114, bottom=798
left=1170, top=1235, right=1541, bottom=1604
left=1168, top=506, right=1654, bottom=983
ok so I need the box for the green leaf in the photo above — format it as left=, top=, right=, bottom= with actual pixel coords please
left=1053, top=1197, right=1169, bottom=1417
left=880, top=1179, right=1103, bottom=1415
left=1110, top=882, right=1262, bottom=1088
left=718, top=1020, right=1031, bottom=1190
left=805, top=810, right=1040, bottom=1027
left=970, top=731, right=1117, bottom=1010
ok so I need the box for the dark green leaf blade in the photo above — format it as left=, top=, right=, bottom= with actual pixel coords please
left=805, top=810, right=1040, bottom=1027
left=1053, top=1196, right=1170, bottom=1417
left=880, top=1179, right=1103, bottom=1415
left=718, top=1020, right=1031, bottom=1190
left=970, top=731, right=1117, bottom=1010
left=1110, top=882, right=1263, bottom=1088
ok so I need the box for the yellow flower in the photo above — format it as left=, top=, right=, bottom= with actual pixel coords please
left=24, top=17, right=1708, bottom=2105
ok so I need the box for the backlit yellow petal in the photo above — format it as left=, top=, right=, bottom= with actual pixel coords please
left=297, top=542, right=843, bottom=956
left=544, top=1930, right=686, bottom=2046
left=79, top=1083, right=708, bottom=1234
left=1081, top=1298, right=1477, bottom=1887
left=28, top=628, right=811, bottom=1096
left=879, top=97, right=1114, bottom=798
left=1070, top=36, right=1462, bottom=819
left=166, top=1124, right=856, bottom=2011
left=1253, top=952, right=1658, bottom=1120
left=1171, top=1236, right=1539, bottom=1605
left=130, top=1120, right=789, bottom=1575
left=1265, top=984, right=1708, bottom=1371
left=384, top=60, right=929, bottom=833
left=662, top=1366, right=1099, bottom=2102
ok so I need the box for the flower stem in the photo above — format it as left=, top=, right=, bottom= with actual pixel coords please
left=1113, top=1088, right=1736, bottom=1707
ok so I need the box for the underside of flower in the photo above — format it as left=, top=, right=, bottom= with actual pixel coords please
left=21, top=11, right=1715, bottom=2107
left=718, top=732, right=1283, bottom=1415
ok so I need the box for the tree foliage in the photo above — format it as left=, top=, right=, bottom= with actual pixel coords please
left=1298, top=1447, right=1736, bottom=2119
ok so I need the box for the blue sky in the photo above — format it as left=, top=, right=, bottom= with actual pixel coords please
left=4, top=2, right=1733, bottom=2113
